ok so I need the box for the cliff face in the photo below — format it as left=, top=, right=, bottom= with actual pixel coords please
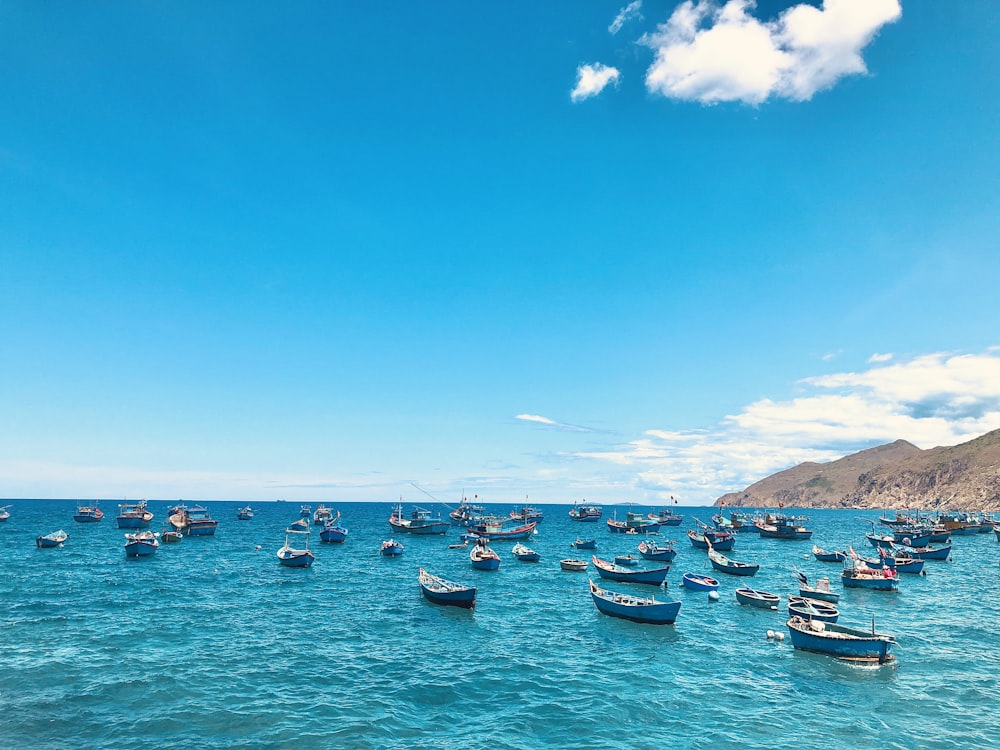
left=715, top=429, right=1000, bottom=511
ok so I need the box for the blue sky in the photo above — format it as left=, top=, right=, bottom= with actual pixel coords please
left=2, top=1, right=998, bottom=504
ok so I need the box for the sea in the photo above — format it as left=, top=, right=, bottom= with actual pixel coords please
left=1, top=500, right=998, bottom=750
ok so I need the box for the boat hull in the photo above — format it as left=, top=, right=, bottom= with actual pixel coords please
left=590, top=581, right=681, bottom=625
left=841, top=571, right=899, bottom=590
left=593, top=556, right=669, bottom=585
left=735, top=588, right=780, bottom=609
left=681, top=573, right=719, bottom=591
left=786, top=617, right=895, bottom=663
left=277, top=550, right=315, bottom=568
left=419, top=569, right=476, bottom=609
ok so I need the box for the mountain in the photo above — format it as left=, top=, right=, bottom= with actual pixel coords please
left=714, top=429, right=1000, bottom=511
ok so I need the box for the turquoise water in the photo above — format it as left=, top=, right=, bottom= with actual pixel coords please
left=2, top=501, right=998, bottom=749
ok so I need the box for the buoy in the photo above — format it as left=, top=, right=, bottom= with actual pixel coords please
left=255, top=545, right=262, bottom=551
left=708, top=591, right=720, bottom=602
left=774, top=633, right=785, bottom=641
left=766, top=630, right=775, bottom=640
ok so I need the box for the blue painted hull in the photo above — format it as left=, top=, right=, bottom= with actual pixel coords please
left=841, top=571, right=899, bottom=590
left=682, top=573, right=719, bottom=591
left=787, top=596, right=839, bottom=622
left=419, top=568, right=476, bottom=609
left=638, top=542, right=677, bottom=561
left=590, top=581, right=681, bottom=624
left=320, top=527, right=348, bottom=543
left=125, top=542, right=157, bottom=557
left=786, top=617, right=895, bottom=663
left=573, top=539, right=597, bottom=550
left=902, top=544, right=951, bottom=560
left=593, top=556, right=669, bottom=585
left=735, top=588, right=779, bottom=609
left=514, top=552, right=540, bottom=562
left=277, top=550, right=314, bottom=567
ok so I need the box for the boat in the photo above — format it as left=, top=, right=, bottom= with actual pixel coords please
left=607, top=510, right=662, bottom=535
left=681, top=572, right=719, bottom=591
left=464, top=516, right=537, bottom=541
left=866, top=531, right=897, bottom=549
left=116, top=500, right=153, bottom=529
left=687, top=529, right=735, bottom=551
left=812, top=545, right=847, bottom=562
left=936, top=511, right=981, bottom=535
left=614, top=554, right=640, bottom=567
left=124, top=530, right=159, bottom=557
left=313, top=504, right=334, bottom=525
left=236, top=506, right=254, bottom=520
left=899, top=543, right=952, bottom=561
left=589, top=580, right=681, bottom=625
left=734, top=587, right=780, bottom=609
left=637, top=539, right=677, bottom=561
left=277, top=528, right=315, bottom=568
left=592, top=555, right=670, bottom=585
left=512, top=543, right=540, bottom=562
left=380, top=539, right=404, bottom=556
left=795, top=572, right=840, bottom=603
left=706, top=543, right=759, bottom=576
left=891, top=527, right=934, bottom=547
left=878, top=512, right=917, bottom=528
left=568, top=502, right=603, bottom=522
left=167, top=504, right=218, bottom=536
left=786, top=616, right=896, bottom=664
left=0, top=504, right=10, bottom=521
left=319, top=513, right=348, bottom=543
left=572, top=538, right=597, bottom=550
left=160, top=527, right=183, bottom=544
left=449, top=497, right=485, bottom=524
left=300, top=505, right=312, bottom=518
left=560, top=559, right=588, bottom=571
left=470, top=539, right=501, bottom=570
left=841, top=558, right=899, bottom=591
left=509, top=504, right=545, bottom=523
left=862, top=548, right=926, bottom=575
left=713, top=510, right=760, bottom=533
left=787, top=595, right=840, bottom=622
left=73, top=503, right=104, bottom=523
left=36, top=530, right=68, bottom=548
left=388, top=504, right=449, bottom=535
left=418, top=568, right=476, bottom=609
left=756, top=513, right=812, bottom=540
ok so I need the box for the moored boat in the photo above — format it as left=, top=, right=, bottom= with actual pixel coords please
left=687, top=528, right=735, bottom=551
left=568, top=502, right=602, bottom=522
left=735, top=587, right=779, bottom=609
left=589, top=580, right=681, bottom=625
left=470, top=539, right=501, bottom=570
left=841, top=559, right=899, bottom=591
left=36, top=529, right=68, bottom=548
left=509, top=504, right=545, bottom=523
left=795, top=572, right=840, bottom=603
left=168, top=504, right=219, bottom=536
left=607, top=511, right=661, bottom=535
left=614, top=554, right=639, bottom=567
left=319, top=513, right=348, bottom=543
left=389, top=504, right=449, bottom=535
left=899, top=543, right=952, bottom=561
left=812, top=545, right=847, bottom=562
left=277, top=528, right=314, bottom=568
left=572, top=538, right=597, bottom=550
left=380, top=539, right=404, bottom=556
left=512, top=542, right=540, bottom=562
left=637, top=539, right=677, bottom=561
left=124, top=530, right=159, bottom=557
left=418, top=568, right=476, bottom=609
left=681, top=572, right=719, bottom=591
left=707, top=543, right=759, bottom=577
left=73, top=503, right=104, bottom=523
left=313, top=504, right=334, bottom=526
left=237, top=505, right=254, bottom=520
left=787, top=595, right=839, bottom=622
left=116, top=500, right=153, bottom=529
left=756, top=513, right=812, bottom=540
left=160, top=527, right=183, bottom=543
left=464, top=516, right=537, bottom=541
left=0, top=504, right=10, bottom=521
left=560, top=558, right=588, bottom=571
left=786, top=616, right=896, bottom=664
left=592, top=555, right=670, bottom=585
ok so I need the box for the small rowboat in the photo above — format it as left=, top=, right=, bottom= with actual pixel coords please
left=637, top=539, right=677, bottom=561
left=589, top=580, right=681, bottom=625
left=614, top=554, right=640, bottom=567
left=898, top=543, right=951, bottom=561
left=380, top=539, right=404, bottom=556
left=682, top=572, right=719, bottom=591
left=735, top=587, right=780, bottom=609
left=277, top=528, right=314, bottom=568
left=812, top=545, right=847, bottom=562
left=560, top=559, right=588, bottom=572
left=470, top=540, right=501, bottom=570
left=418, top=568, right=476, bottom=609
left=795, top=572, right=840, bottom=603
left=707, top=544, right=759, bottom=577
left=688, top=529, right=735, bottom=551
left=512, top=543, right=540, bottom=562
left=788, top=595, right=840, bottom=623
left=124, top=530, right=159, bottom=557
left=786, top=616, right=896, bottom=664
left=572, top=538, right=597, bottom=550
left=36, top=530, right=68, bottom=548
left=319, top=513, right=348, bottom=543
left=592, top=556, right=670, bottom=585
left=841, top=563, right=899, bottom=591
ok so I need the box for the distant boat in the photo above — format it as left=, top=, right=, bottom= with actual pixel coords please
left=713, top=511, right=759, bottom=534
left=0, top=504, right=10, bottom=522
left=389, top=504, right=449, bottom=535
left=319, top=513, right=348, bottom=543
left=568, top=502, right=602, bottom=522
left=313, top=505, right=334, bottom=526
left=688, top=529, right=735, bottom=551
left=560, top=559, right=588, bottom=572
left=124, top=530, right=159, bottom=557
left=237, top=506, right=254, bottom=520
left=509, top=504, right=545, bottom=524
left=614, top=554, right=640, bottom=567
left=36, top=529, right=68, bottom=548
left=786, top=616, right=896, bottom=664
left=841, top=558, right=899, bottom=591
left=787, top=596, right=839, bottom=623
left=795, top=572, right=840, bottom=603
left=464, top=517, right=537, bottom=541
left=380, top=539, right=404, bottom=557
left=73, top=503, right=104, bottom=523
left=470, top=539, right=501, bottom=570
left=168, top=504, right=218, bottom=536
left=589, top=580, right=681, bottom=625
left=812, top=545, right=847, bottom=562
left=898, top=543, right=952, bottom=561
left=572, top=538, right=597, bottom=550
left=681, top=572, right=719, bottom=591
left=707, top=543, right=759, bottom=577
left=649, top=509, right=683, bottom=526
left=592, top=555, right=670, bottom=585
left=300, top=505, right=312, bottom=518
left=735, top=587, right=780, bottom=610
left=277, top=528, right=314, bottom=568
left=160, top=527, right=183, bottom=544
left=449, top=498, right=484, bottom=524
left=116, top=500, right=153, bottom=529
left=512, top=543, right=540, bottom=562
left=637, top=539, right=677, bottom=562
left=756, top=514, right=812, bottom=540
left=418, top=568, right=477, bottom=609
left=607, top=511, right=662, bottom=535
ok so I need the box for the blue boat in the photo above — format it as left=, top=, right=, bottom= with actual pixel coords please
left=568, top=502, right=602, bottom=522
left=236, top=506, right=254, bottom=520
left=649, top=509, right=683, bottom=526
left=795, top=572, right=840, bottom=603
left=707, top=544, right=759, bottom=577
left=380, top=538, right=404, bottom=556
left=786, top=616, right=896, bottom=664
left=681, top=572, right=719, bottom=591
left=734, top=587, right=779, bottom=609
left=787, top=595, right=839, bottom=622
left=168, top=504, right=218, bottom=537
left=418, top=568, right=476, bottom=609
left=592, top=555, right=669, bottom=585
left=607, top=511, right=662, bottom=535
left=389, top=504, right=449, bottom=535
left=892, top=527, right=933, bottom=547
left=116, top=500, right=153, bottom=529
left=756, top=514, right=812, bottom=540
left=637, top=539, right=677, bottom=561
left=313, top=505, right=334, bottom=526
left=688, top=529, right=735, bottom=551
left=713, top=511, right=760, bottom=534
left=124, top=530, right=159, bottom=557
left=319, top=516, right=349, bottom=543
left=589, top=580, right=681, bottom=625
left=73, top=504, right=104, bottom=523
left=812, top=545, right=847, bottom=562
left=36, top=529, right=68, bottom=548
left=465, top=516, right=537, bottom=541
left=572, top=538, right=597, bottom=550
left=841, top=560, right=899, bottom=591
left=614, top=554, right=640, bottom=567
left=277, top=528, right=314, bottom=568
left=899, top=543, right=952, bottom=561
left=470, top=539, right=501, bottom=570
left=512, top=543, right=540, bottom=562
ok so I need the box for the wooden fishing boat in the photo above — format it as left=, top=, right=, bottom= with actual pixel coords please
left=649, top=509, right=683, bottom=526
left=756, top=514, right=812, bottom=540
left=560, top=559, right=588, bottom=571
left=160, top=527, right=183, bottom=544
left=713, top=510, right=760, bottom=534
left=637, top=539, right=677, bottom=561
left=572, top=538, right=597, bottom=550
left=795, top=573, right=840, bottom=603
left=786, top=616, right=896, bottom=664
left=465, top=517, right=537, bottom=541
left=319, top=514, right=349, bottom=543
left=418, top=568, right=476, bottom=609
left=300, top=505, right=312, bottom=518
left=607, top=511, right=662, bottom=535
left=124, top=530, right=159, bottom=557
left=168, top=504, right=218, bottom=536
left=512, top=543, right=540, bottom=562
left=470, top=539, right=501, bottom=570
left=812, top=545, right=847, bottom=562
left=313, top=504, right=334, bottom=526
left=389, top=504, right=449, bottom=535
left=236, top=505, right=254, bottom=520
left=687, top=529, right=735, bottom=551
left=866, top=532, right=897, bottom=550
left=592, top=555, right=670, bottom=585
left=862, top=550, right=925, bottom=575
left=73, top=503, right=104, bottom=523
left=509, top=505, right=545, bottom=523
left=614, top=554, right=640, bottom=567
left=787, top=595, right=839, bottom=622
left=891, top=527, right=934, bottom=548
left=589, top=580, right=681, bottom=625
left=681, top=572, right=719, bottom=591
left=568, top=502, right=603, bottom=522
left=36, top=529, right=68, bottom=548
left=449, top=498, right=484, bottom=524
left=288, top=518, right=310, bottom=531
left=841, top=561, right=899, bottom=591
left=380, top=539, right=404, bottom=556
left=116, top=500, right=153, bottom=529
left=707, top=544, right=759, bottom=577
left=899, top=543, right=951, bottom=561
left=276, top=528, right=314, bottom=568
left=0, top=504, right=10, bottom=522
left=735, top=587, right=779, bottom=609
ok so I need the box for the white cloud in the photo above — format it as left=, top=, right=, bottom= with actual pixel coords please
left=642, top=0, right=901, bottom=104
left=571, top=62, right=621, bottom=102
left=869, top=352, right=893, bottom=362
left=516, top=414, right=591, bottom=432
left=610, top=1, right=643, bottom=35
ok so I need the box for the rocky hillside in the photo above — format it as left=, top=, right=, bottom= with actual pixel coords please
left=715, top=429, right=1000, bottom=511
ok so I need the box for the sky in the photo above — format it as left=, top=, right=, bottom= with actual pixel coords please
left=1, top=1, right=998, bottom=505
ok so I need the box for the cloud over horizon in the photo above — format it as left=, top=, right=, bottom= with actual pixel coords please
left=610, top=1, right=644, bottom=35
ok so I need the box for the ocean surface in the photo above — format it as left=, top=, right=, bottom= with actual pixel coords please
left=1, top=500, right=998, bottom=749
